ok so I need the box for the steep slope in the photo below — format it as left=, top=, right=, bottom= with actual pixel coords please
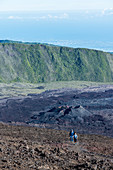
left=0, top=42, right=113, bottom=83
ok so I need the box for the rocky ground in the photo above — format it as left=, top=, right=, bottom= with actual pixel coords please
left=0, top=84, right=113, bottom=169
left=0, top=123, right=113, bottom=170
left=0, top=85, right=113, bottom=137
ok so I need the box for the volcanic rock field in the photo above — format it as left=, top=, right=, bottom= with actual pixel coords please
left=0, top=123, right=113, bottom=169
left=0, top=84, right=113, bottom=169
left=0, top=84, right=113, bottom=137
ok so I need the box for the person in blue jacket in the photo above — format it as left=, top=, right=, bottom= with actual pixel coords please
left=69, top=129, right=75, bottom=142
left=74, top=132, right=78, bottom=143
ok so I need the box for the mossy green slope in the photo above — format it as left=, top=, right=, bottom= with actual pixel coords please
left=0, top=42, right=113, bottom=83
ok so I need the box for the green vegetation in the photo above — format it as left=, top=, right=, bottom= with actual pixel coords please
left=0, top=81, right=113, bottom=99
left=0, top=42, right=113, bottom=83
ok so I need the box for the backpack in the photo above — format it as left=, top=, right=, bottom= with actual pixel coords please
left=70, top=130, right=74, bottom=136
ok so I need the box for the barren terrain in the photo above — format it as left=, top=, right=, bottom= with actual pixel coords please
left=0, top=123, right=113, bottom=169
left=0, top=84, right=113, bottom=137
left=0, top=83, right=113, bottom=169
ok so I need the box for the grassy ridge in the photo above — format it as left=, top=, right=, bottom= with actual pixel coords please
left=0, top=42, right=113, bottom=83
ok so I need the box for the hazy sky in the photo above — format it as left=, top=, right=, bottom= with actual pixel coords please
left=0, top=1, right=113, bottom=51
left=0, top=0, right=113, bottom=11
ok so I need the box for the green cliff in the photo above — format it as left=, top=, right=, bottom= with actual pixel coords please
left=0, top=41, right=113, bottom=83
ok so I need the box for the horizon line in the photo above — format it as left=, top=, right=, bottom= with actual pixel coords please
left=0, top=39, right=113, bottom=53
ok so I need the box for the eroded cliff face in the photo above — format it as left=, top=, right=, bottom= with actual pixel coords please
left=0, top=123, right=113, bottom=169
left=0, top=42, right=113, bottom=83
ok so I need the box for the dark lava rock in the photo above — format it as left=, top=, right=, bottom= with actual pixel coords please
left=0, top=123, right=113, bottom=170
left=36, top=86, right=45, bottom=89
left=31, top=115, right=38, bottom=119
left=0, top=86, right=113, bottom=137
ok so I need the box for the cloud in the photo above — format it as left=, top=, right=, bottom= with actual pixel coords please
left=35, top=13, right=69, bottom=20
left=102, top=8, right=113, bottom=15
left=7, top=13, right=69, bottom=21
left=8, top=16, right=23, bottom=20
left=85, top=10, right=89, bottom=14
left=47, top=13, right=68, bottom=19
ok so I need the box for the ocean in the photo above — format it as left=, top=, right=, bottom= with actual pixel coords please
left=0, top=10, right=113, bottom=52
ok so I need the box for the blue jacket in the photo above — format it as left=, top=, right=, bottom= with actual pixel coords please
left=70, top=130, right=74, bottom=136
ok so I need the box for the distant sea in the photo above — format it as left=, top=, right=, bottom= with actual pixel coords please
left=0, top=10, right=113, bottom=52
left=37, top=39, right=113, bottom=52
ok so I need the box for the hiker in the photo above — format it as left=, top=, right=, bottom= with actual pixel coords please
left=69, top=129, right=74, bottom=142
left=74, top=132, right=78, bottom=143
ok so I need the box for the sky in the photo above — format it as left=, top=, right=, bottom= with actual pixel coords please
left=0, top=0, right=113, bottom=11
left=0, top=0, right=113, bottom=51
